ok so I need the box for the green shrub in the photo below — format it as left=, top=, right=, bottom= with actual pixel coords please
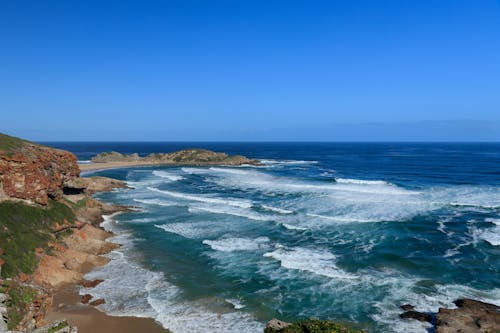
left=0, top=200, right=76, bottom=278
left=265, top=319, right=364, bottom=333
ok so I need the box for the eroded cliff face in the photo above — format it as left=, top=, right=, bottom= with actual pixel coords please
left=0, top=134, right=80, bottom=205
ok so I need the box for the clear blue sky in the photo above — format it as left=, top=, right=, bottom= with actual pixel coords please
left=1, top=0, right=499, bottom=141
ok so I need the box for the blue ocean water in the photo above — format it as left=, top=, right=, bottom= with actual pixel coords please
left=47, top=142, right=500, bottom=333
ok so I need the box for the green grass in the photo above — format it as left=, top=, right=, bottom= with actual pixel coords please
left=264, top=319, right=364, bottom=333
left=0, top=133, right=30, bottom=154
left=0, top=200, right=76, bottom=278
left=47, top=321, right=69, bottom=333
left=6, top=284, right=37, bottom=330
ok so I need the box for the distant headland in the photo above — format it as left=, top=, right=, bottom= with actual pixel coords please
left=79, top=149, right=260, bottom=172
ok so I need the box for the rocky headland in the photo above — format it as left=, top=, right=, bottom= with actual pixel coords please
left=0, top=133, right=161, bottom=332
left=79, top=149, right=260, bottom=172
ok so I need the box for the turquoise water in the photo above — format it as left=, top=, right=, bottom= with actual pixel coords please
left=50, top=143, right=500, bottom=332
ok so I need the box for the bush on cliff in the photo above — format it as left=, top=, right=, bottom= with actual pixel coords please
left=264, top=319, right=364, bottom=333
left=0, top=200, right=76, bottom=278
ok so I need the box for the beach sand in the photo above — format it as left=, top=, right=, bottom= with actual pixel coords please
left=79, top=161, right=157, bottom=172
left=45, top=285, right=170, bottom=333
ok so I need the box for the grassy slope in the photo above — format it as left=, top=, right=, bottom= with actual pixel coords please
left=0, top=133, right=31, bottom=155
left=0, top=200, right=76, bottom=278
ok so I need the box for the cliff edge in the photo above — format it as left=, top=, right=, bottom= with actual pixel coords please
left=0, top=133, right=80, bottom=205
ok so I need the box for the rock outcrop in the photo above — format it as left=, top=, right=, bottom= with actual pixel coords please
left=91, top=148, right=260, bottom=166
left=0, top=133, right=80, bottom=205
left=435, top=299, right=500, bottom=333
left=399, top=299, right=500, bottom=333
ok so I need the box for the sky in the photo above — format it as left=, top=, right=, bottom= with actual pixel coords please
left=1, top=0, right=499, bottom=141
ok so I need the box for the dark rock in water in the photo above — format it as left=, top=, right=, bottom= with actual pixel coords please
left=399, top=310, right=433, bottom=323
left=435, top=298, right=500, bottom=333
left=89, top=298, right=105, bottom=306
left=264, top=318, right=364, bottom=333
left=81, top=279, right=104, bottom=288
left=400, top=304, right=415, bottom=311
left=81, top=294, right=93, bottom=304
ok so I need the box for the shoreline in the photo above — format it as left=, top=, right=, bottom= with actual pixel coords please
left=30, top=177, right=171, bottom=333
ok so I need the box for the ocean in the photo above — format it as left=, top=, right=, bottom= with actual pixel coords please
left=46, top=142, right=500, bottom=333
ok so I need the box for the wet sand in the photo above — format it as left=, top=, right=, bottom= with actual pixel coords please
left=46, top=285, right=170, bottom=333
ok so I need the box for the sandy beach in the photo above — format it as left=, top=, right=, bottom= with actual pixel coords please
left=45, top=285, right=169, bottom=333
left=79, top=161, right=159, bottom=172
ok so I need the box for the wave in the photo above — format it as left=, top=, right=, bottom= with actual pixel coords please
left=133, top=198, right=178, bottom=207
left=260, top=159, right=319, bottom=166
left=152, top=170, right=184, bottom=182
left=155, top=222, right=226, bottom=239
left=203, top=237, right=270, bottom=252
left=263, top=246, right=358, bottom=279
left=147, top=187, right=253, bottom=208
left=485, top=218, right=500, bottom=226
left=335, top=178, right=391, bottom=185
left=77, top=160, right=92, bottom=164
left=225, top=298, right=246, bottom=309
left=281, top=223, right=308, bottom=231
left=188, top=205, right=268, bottom=221
left=306, top=213, right=378, bottom=223
left=260, top=205, right=294, bottom=214
left=84, top=217, right=262, bottom=333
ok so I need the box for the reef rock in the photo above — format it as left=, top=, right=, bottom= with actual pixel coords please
left=0, top=133, right=80, bottom=205
left=435, top=299, right=500, bottom=333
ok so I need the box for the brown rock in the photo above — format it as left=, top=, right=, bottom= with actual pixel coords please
left=400, top=310, right=433, bottom=323
left=265, top=319, right=291, bottom=331
left=81, top=294, right=93, bottom=304
left=82, top=279, right=104, bottom=288
left=435, top=299, right=500, bottom=333
left=0, top=133, right=80, bottom=205
left=89, top=298, right=105, bottom=306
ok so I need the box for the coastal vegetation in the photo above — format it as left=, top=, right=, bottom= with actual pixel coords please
left=0, top=200, right=76, bottom=278
left=264, top=319, right=364, bottom=333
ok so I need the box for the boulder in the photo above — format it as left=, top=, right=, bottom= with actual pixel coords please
left=435, top=299, right=500, bottom=333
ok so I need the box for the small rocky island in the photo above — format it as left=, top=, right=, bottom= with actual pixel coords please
left=78, top=148, right=260, bottom=172
left=91, top=149, right=259, bottom=165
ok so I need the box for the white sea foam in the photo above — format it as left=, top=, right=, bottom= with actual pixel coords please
left=281, top=223, right=308, bottom=231
left=335, top=178, right=390, bottom=185
left=77, top=160, right=92, bottom=164
left=84, top=216, right=263, bottom=333
left=152, top=170, right=184, bottom=182
left=203, top=237, right=270, bottom=252
left=479, top=228, right=500, bottom=246
left=147, top=187, right=253, bottom=208
left=260, top=159, right=318, bottom=166
left=263, top=246, right=358, bottom=279
left=133, top=198, right=178, bottom=207
left=225, top=298, right=246, bottom=309
left=155, top=222, right=225, bottom=239
left=188, top=205, right=268, bottom=221
left=485, top=218, right=500, bottom=226
left=261, top=205, right=294, bottom=214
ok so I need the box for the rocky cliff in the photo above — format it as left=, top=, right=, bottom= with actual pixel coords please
left=91, top=148, right=260, bottom=165
left=0, top=133, right=80, bottom=205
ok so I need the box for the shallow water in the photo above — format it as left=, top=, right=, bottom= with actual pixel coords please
left=49, top=142, right=500, bottom=333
